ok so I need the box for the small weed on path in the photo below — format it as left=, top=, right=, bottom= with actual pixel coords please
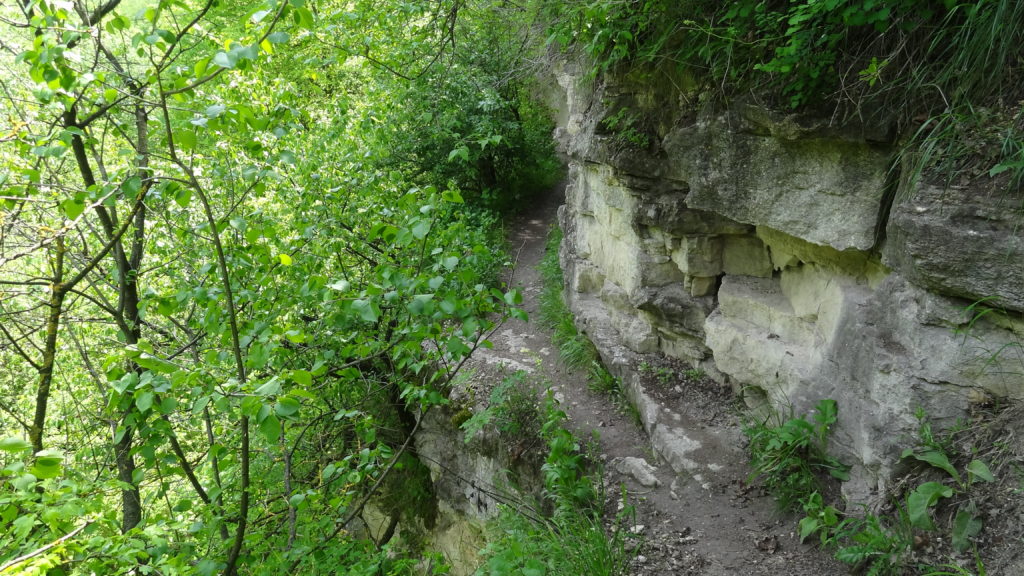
left=743, top=399, right=850, bottom=511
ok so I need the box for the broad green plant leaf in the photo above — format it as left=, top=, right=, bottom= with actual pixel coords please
left=0, top=437, right=31, bottom=452
left=255, top=377, right=282, bottom=398
left=275, top=396, right=301, bottom=418
left=30, top=449, right=63, bottom=479
left=136, top=390, right=155, bottom=413
left=352, top=299, right=378, bottom=322
left=290, top=369, right=312, bottom=387
left=952, top=504, right=983, bottom=552
left=798, top=516, right=820, bottom=543
left=259, top=413, right=281, bottom=443
left=966, top=459, right=994, bottom=483
left=901, top=448, right=960, bottom=482
left=134, top=353, right=177, bottom=374
left=907, top=481, right=953, bottom=530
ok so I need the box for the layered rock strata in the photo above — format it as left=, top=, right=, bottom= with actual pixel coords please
left=550, top=60, right=1024, bottom=499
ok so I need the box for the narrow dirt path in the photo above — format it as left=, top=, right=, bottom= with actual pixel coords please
left=470, top=184, right=846, bottom=575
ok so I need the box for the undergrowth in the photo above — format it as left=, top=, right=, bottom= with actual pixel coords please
left=538, top=225, right=620, bottom=396
left=472, top=375, right=637, bottom=576
left=743, top=398, right=850, bottom=511
left=747, top=398, right=1019, bottom=576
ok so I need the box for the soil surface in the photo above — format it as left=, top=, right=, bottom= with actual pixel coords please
left=467, top=183, right=849, bottom=575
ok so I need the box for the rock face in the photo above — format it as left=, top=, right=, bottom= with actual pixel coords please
left=414, top=405, right=544, bottom=575
left=547, top=59, right=1024, bottom=500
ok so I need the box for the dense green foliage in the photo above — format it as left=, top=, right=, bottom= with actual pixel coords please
left=748, top=402, right=1004, bottom=575
left=0, top=0, right=558, bottom=573
left=471, top=373, right=634, bottom=576
left=743, top=399, right=849, bottom=511
left=544, top=0, right=1024, bottom=188
left=544, top=0, right=1023, bottom=112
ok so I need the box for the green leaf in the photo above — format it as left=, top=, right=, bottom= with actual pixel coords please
left=12, top=474, right=37, bottom=492
left=907, top=481, right=953, bottom=530
left=352, top=299, right=378, bottom=322
left=12, top=514, right=36, bottom=537
left=966, top=459, right=994, bottom=483
left=291, top=369, right=312, bottom=387
left=798, top=517, right=819, bottom=543
left=196, top=559, right=220, bottom=576
left=446, top=336, right=471, bottom=358
left=504, top=289, right=523, bottom=306
left=411, top=220, right=430, bottom=239
left=441, top=189, right=464, bottom=203
left=213, top=51, right=236, bottom=69
left=813, top=398, right=838, bottom=426
left=174, top=186, right=192, bottom=208
left=177, top=130, right=196, bottom=151
left=193, top=57, right=210, bottom=77
left=121, top=176, right=142, bottom=199
left=62, top=198, right=86, bottom=219
left=0, top=437, right=31, bottom=453
left=294, top=6, right=315, bottom=29
left=136, top=390, right=154, bottom=413
left=206, top=104, right=226, bottom=118
left=408, top=293, right=434, bottom=315
left=30, top=449, right=63, bottom=479
left=827, top=465, right=850, bottom=481
left=448, top=145, right=470, bottom=163
left=255, top=377, right=282, bottom=397
left=902, top=449, right=960, bottom=482
left=259, top=413, right=281, bottom=443
left=268, top=32, right=290, bottom=44
left=134, top=353, right=176, bottom=374
left=275, top=396, right=301, bottom=418
left=952, top=505, right=983, bottom=552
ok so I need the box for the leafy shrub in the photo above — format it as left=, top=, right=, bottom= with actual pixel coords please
left=461, top=371, right=543, bottom=451
left=744, top=399, right=850, bottom=510
left=475, top=389, right=635, bottom=576
left=833, top=507, right=915, bottom=576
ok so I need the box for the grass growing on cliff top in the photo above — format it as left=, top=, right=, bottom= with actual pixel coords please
left=540, top=0, right=1024, bottom=194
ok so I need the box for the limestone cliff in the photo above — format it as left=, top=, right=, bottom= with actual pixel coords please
left=547, top=59, right=1024, bottom=500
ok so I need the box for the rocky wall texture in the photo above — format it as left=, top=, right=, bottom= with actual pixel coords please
left=549, top=60, right=1024, bottom=501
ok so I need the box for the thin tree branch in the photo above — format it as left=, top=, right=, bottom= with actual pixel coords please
left=0, top=518, right=93, bottom=573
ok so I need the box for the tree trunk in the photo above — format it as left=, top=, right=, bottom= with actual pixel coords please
left=29, top=238, right=66, bottom=454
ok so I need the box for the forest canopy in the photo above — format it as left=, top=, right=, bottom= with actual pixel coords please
left=0, top=0, right=555, bottom=573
